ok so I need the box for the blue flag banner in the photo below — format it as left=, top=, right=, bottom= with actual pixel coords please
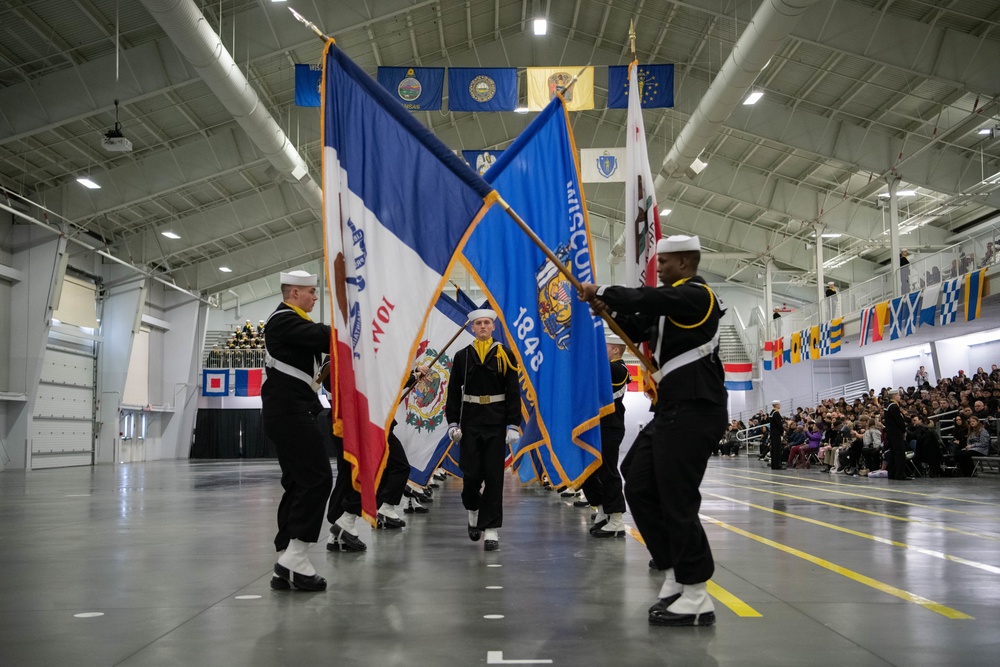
left=294, top=63, right=322, bottom=107
left=448, top=67, right=518, bottom=112
left=608, top=64, right=674, bottom=109
left=376, top=66, right=445, bottom=110
left=462, top=150, right=505, bottom=176
left=462, top=96, right=613, bottom=489
left=202, top=369, right=229, bottom=396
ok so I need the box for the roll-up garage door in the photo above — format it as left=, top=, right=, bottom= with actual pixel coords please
left=31, top=343, right=95, bottom=469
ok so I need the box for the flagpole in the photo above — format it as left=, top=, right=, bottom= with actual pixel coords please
left=494, top=194, right=658, bottom=377
left=399, top=319, right=472, bottom=402
left=287, top=6, right=333, bottom=44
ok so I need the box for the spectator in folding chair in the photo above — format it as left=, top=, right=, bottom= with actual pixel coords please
left=912, top=416, right=946, bottom=477
left=789, top=422, right=822, bottom=469
left=956, top=416, right=990, bottom=477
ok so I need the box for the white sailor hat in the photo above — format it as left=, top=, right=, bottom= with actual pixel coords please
left=887, top=387, right=900, bottom=396
left=279, top=270, right=317, bottom=287
left=771, top=399, right=781, bottom=405
left=827, top=281, right=835, bottom=286
left=468, top=308, right=497, bottom=322
left=656, top=235, right=701, bottom=254
left=605, top=332, right=626, bottom=346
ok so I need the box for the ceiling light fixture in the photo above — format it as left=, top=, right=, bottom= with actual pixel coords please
left=514, top=106, right=529, bottom=114
left=978, top=128, right=993, bottom=136
left=877, top=190, right=917, bottom=199
left=660, top=208, right=672, bottom=216
left=219, top=266, right=233, bottom=273
left=743, top=91, right=763, bottom=105
left=533, top=18, right=547, bottom=35
left=76, top=177, right=101, bottom=189
left=161, top=231, right=181, bottom=240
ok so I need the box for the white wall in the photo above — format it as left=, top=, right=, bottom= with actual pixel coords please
left=934, top=329, right=1000, bottom=379
left=861, top=343, right=933, bottom=392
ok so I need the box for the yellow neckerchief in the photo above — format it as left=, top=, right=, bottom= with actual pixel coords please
left=473, top=338, right=517, bottom=375
left=667, top=277, right=715, bottom=329
left=473, top=338, right=493, bottom=363
left=283, top=301, right=313, bottom=322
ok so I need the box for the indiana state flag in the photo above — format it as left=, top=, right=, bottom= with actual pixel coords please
left=462, top=95, right=613, bottom=489
left=394, top=292, right=476, bottom=487
left=607, top=63, right=674, bottom=108
left=448, top=67, right=518, bottom=112
left=322, top=42, right=496, bottom=520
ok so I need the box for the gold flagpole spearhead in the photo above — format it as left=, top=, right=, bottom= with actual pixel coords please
left=288, top=6, right=332, bottom=44
left=629, top=19, right=636, bottom=59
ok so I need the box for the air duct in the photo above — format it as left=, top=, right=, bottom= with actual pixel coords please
left=139, top=0, right=322, bottom=210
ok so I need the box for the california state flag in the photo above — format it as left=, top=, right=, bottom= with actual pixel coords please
left=624, top=61, right=662, bottom=290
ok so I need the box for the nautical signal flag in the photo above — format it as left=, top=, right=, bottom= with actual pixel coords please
left=762, top=337, right=784, bottom=370
left=964, top=268, right=986, bottom=321
left=919, top=283, right=940, bottom=327
left=808, top=325, right=821, bottom=360
left=819, top=318, right=842, bottom=356
left=724, top=363, right=753, bottom=391
left=526, top=66, right=594, bottom=111
left=376, top=66, right=444, bottom=110
left=940, top=277, right=961, bottom=325
left=234, top=368, right=262, bottom=397
left=607, top=64, right=674, bottom=108
left=202, top=369, right=229, bottom=396
left=294, top=64, right=321, bottom=107
left=790, top=330, right=803, bottom=364
left=447, top=68, right=518, bottom=112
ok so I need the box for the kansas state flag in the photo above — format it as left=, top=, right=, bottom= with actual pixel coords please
left=376, top=66, right=445, bottom=110
left=448, top=68, right=518, bottom=112
left=608, top=64, right=674, bottom=108
left=322, top=43, right=495, bottom=519
left=294, top=64, right=321, bottom=107
left=462, top=96, right=613, bottom=489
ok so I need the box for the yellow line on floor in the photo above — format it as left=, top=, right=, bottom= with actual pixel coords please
left=705, top=491, right=1000, bottom=575
left=736, top=468, right=1000, bottom=508
left=712, top=480, right=1000, bottom=542
left=624, top=525, right=762, bottom=618
left=716, top=472, right=990, bottom=517
left=699, top=513, right=974, bottom=620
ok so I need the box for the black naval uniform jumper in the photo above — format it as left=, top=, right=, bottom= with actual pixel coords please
left=769, top=408, right=785, bottom=470
left=445, top=342, right=520, bottom=530
left=883, top=400, right=908, bottom=480
left=602, top=276, right=727, bottom=585
left=261, top=302, right=333, bottom=552
left=581, top=359, right=631, bottom=514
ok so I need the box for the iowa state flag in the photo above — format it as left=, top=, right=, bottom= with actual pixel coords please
left=462, top=95, right=613, bottom=489
left=234, top=369, right=262, bottom=396
left=322, top=42, right=496, bottom=520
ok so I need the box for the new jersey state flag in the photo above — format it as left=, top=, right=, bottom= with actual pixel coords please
left=376, top=66, right=444, bottom=110
left=322, top=42, right=496, bottom=520
left=394, top=291, right=476, bottom=487
left=462, top=95, right=613, bottom=489
left=448, top=67, right=518, bottom=112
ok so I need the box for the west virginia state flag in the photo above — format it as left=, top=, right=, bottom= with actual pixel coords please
left=323, top=42, right=496, bottom=520
left=964, top=268, right=987, bottom=321
left=462, top=95, right=612, bottom=489
left=526, top=67, right=595, bottom=111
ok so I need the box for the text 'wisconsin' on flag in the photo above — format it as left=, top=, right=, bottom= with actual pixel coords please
left=322, top=41, right=496, bottom=520
left=461, top=94, right=613, bottom=489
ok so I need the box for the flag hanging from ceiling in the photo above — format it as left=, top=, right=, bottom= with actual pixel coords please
left=394, top=292, right=476, bottom=488
left=859, top=307, right=873, bottom=346
left=873, top=301, right=889, bottom=342
left=888, top=295, right=908, bottom=341
left=964, top=268, right=986, bottom=321
left=607, top=64, right=674, bottom=108
left=940, top=277, right=961, bottom=325
left=624, top=62, right=662, bottom=291
left=234, top=368, right=262, bottom=397
left=461, top=95, right=613, bottom=490
left=462, top=150, right=505, bottom=176
left=808, top=325, right=821, bottom=360
left=790, top=330, right=803, bottom=364
left=819, top=318, right=843, bottom=356
left=376, top=66, right=445, bottom=110
left=773, top=337, right=784, bottom=368
left=526, top=66, right=595, bottom=111
left=723, top=363, right=753, bottom=391
left=903, top=290, right=921, bottom=336
left=447, top=67, right=518, bottom=112
left=294, top=64, right=322, bottom=107
left=762, top=340, right=775, bottom=371
left=202, top=369, right=229, bottom=396
left=580, top=148, right=626, bottom=183
left=322, top=42, right=495, bottom=520
left=919, top=283, right=940, bottom=327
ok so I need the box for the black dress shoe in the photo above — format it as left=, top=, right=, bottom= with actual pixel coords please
left=273, top=563, right=327, bottom=591
left=648, top=597, right=715, bottom=627
left=591, top=526, right=625, bottom=538
left=270, top=575, right=291, bottom=590
left=648, top=559, right=667, bottom=571
left=377, top=513, right=406, bottom=529
left=327, top=527, right=367, bottom=552
left=573, top=499, right=591, bottom=508
left=404, top=499, right=429, bottom=514
left=484, top=539, right=499, bottom=551
left=589, top=519, right=609, bottom=535
left=468, top=525, right=482, bottom=541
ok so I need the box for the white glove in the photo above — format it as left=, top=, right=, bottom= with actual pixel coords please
left=448, top=424, right=463, bottom=442
left=505, top=427, right=520, bottom=447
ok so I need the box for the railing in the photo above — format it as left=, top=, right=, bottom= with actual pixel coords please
left=205, top=349, right=266, bottom=368
left=733, top=377, right=873, bottom=424
left=818, top=380, right=869, bottom=403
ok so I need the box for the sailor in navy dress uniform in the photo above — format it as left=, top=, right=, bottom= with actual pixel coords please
left=261, top=270, right=332, bottom=591
left=582, top=330, right=631, bottom=538
left=578, top=235, right=728, bottom=627
left=445, top=308, right=520, bottom=551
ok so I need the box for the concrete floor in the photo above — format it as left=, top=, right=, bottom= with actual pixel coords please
left=1, top=455, right=998, bottom=666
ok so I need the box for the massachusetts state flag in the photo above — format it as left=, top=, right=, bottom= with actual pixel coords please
left=376, top=66, right=444, bottom=111
left=394, top=291, right=475, bottom=488
left=447, top=68, right=518, bottom=112
left=202, top=369, right=228, bottom=396
left=294, top=64, right=321, bottom=107
left=462, top=95, right=613, bottom=490
left=322, top=42, right=495, bottom=520
left=964, top=268, right=986, bottom=321
left=234, top=368, right=262, bottom=396
left=724, top=363, right=753, bottom=391
left=607, top=64, right=674, bottom=108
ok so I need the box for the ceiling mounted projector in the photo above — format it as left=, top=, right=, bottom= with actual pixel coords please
left=102, top=98, right=132, bottom=153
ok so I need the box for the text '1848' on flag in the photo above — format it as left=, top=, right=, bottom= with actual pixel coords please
left=323, top=42, right=495, bottom=519
left=376, top=66, right=445, bottom=111
left=607, top=64, right=674, bottom=109
left=447, top=68, right=518, bottom=112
